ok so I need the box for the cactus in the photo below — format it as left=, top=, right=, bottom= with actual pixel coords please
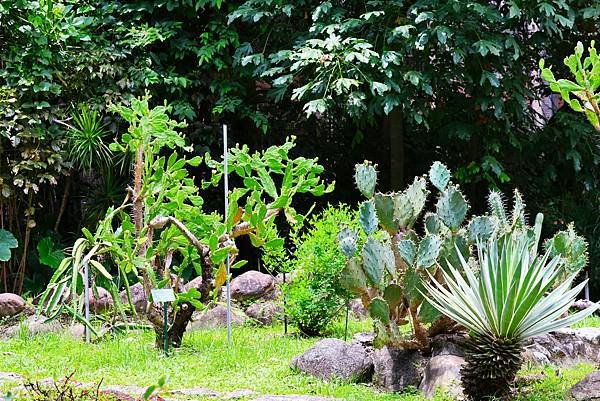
left=545, top=223, right=588, bottom=276
left=359, top=200, right=378, bottom=235
left=338, top=160, right=587, bottom=350
left=355, top=161, right=377, bottom=198
left=429, top=161, right=451, bottom=191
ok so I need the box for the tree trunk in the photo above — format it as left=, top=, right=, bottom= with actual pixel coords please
left=387, top=108, right=405, bottom=190
left=54, top=173, right=72, bottom=232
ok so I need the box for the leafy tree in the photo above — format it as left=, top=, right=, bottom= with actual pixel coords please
left=40, top=95, right=333, bottom=347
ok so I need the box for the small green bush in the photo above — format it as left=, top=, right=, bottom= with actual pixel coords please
left=283, top=204, right=362, bottom=336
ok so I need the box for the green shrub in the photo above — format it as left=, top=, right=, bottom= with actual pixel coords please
left=283, top=204, right=362, bottom=336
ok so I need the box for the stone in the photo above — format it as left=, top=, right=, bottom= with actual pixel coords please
left=245, top=301, right=283, bottom=325
left=188, top=305, right=247, bottom=330
left=352, top=332, right=375, bottom=350
left=67, top=323, right=86, bottom=339
left=571, top=300, right=596, bottom=312
left=566, top=371, right=600, bottom=401
left=0, top=372, right=21, bottom=383
left=291, top=338, right=373, bottom=382
left=90, top=287, right=113, bottom=314
left=349, top=299, right=368, bottom=320
left=1, top=314, right=62, bottom=338
left=372, top=346, right=426, bottom=392
left=0, top=293, right=26, bottom=317
left=419, top=355, right=465, bottom=399
left=524, top=328, right=600, bottom=366
left=120, top=283, right=147, bottom=315
left=430, top=333, right=468, bottom=357
left=230, top=271, right=275, bottom=302
left=184, top=276, right=203, bottom=292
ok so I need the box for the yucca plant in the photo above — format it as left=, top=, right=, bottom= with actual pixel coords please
left=423, top=228, right=599, bottom=400
left=67, top=104, right=112, bottom=171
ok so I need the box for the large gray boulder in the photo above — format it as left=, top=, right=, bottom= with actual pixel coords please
left=90, top=287, right=113, bottom=314
left=524, top=328, right=600, bottom=366
left=120, top=283, right=147, bottom=315
left=566, top=371, right=600, bottom=401
left=291, top=338, right=373, bottom=382
left=372, top=346, right=426, bottom=391
left=188, top=304, right=247, bottom=330
left=419, top=355, right=464, bottom=399
left=231, top=271, right=275, bottom=302
left=0, top=293, right=26, bottom=317
left=245, top=301, right=283, bottom=325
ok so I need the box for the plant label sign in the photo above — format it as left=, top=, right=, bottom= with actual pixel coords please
left=151, top=288, right=175, bottom=303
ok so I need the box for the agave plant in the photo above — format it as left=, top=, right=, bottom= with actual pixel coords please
left=423, top=229, right=599, bottom=400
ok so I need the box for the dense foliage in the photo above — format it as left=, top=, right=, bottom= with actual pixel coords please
left=282, top=204, right=360, bottom=336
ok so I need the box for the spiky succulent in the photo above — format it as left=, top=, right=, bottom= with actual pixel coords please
left=423, top=231, right=599, bottom=400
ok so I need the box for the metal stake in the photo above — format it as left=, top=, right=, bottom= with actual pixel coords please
left=83, top=262, right=90, bottom=343
left=163, top=302, right=169, bottom=355
left=224, top=124, right=232, bottom=345
left=344, top=302, right=350, bottom=341
left=283, top=271, right=288, bottom=335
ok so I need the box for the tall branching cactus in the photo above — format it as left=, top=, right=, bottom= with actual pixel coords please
left=338, top=161, right=492, bottom=348
left=338, top=161, right=589, bottom=349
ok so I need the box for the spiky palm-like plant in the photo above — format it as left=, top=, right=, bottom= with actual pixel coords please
left=423, top=231, right=599, bottom=400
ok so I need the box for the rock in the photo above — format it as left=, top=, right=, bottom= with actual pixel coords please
left=120, top=283, right=147, bottom=314
left=349, top=299, right=368, bottom=320
left=352, top=332, right=375, bottom=350
left=430, top=333, right=468, bottom=357
left=571, top=300, right=596, bottom=312
left=1, top=314, right=62, bottom=338
left=188, top=305, right=247, bottom=330
left=67, top=323, right=86, bottom=339
left=184, top=276, right=203, bottom=292
left=290, top=338, right=373, bottom=382
left=245, top=301, right=283, bottom=325
left=566, top=371, right=600, bottom=400
left=524, top=328, right=600, bottom=366
left=90, top=287, right=113, bottom=314
left=0, top=372, right=21, bottom=383
left=372, top=346, right=426, bottom=392
left=419, top=355, right=465, bottom=399
left=0, top=293, right=26, bottom=317
left=230, top=271, right=275, bottom=302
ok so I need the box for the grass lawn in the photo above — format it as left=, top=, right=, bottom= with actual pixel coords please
left=1, top=317, right=598, bottom=400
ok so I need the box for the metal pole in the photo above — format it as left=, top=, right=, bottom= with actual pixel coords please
left=163, top=302, right=169, bottom=355
left=344, top=302, right=349, bottom=341
left=585, top=271, right=590, bottom=301
left=224, top=124, right=232, bottom=345
left=283, top=271, right=288, bottom=335
left=84, top=262, right=90, bottom=343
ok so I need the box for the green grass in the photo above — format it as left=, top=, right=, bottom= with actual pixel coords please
left=0, top=318, right=597, bottom=401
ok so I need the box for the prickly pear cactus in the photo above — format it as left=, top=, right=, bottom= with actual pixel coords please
left=338, top=161, right=504, bottom=349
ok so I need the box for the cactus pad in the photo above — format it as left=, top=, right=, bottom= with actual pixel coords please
left=397, top=238, right=417, bottom=266
left=436, top=185, right=468, bottom=231
left=374, top=193, right=398, bottom=233
left=355, top=161, right=377, bottom=198
left=416, top=234, right=442, bottom=269
left=384, top=284, right=403, bottom=310
left=362, top=237, right=386, bottom=285
left=429, top=161, right=451, bottom=191
left=393, top=192, right=416, bottom=227
left=359, top=200, right=378, bottom=235
left=467, top=215, right=497, bottom=243
left=339, top=256, right=368, bottom=295
left=338, top=227, right=358, bottom=258
left=368, top=297, right=391, bottom=324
